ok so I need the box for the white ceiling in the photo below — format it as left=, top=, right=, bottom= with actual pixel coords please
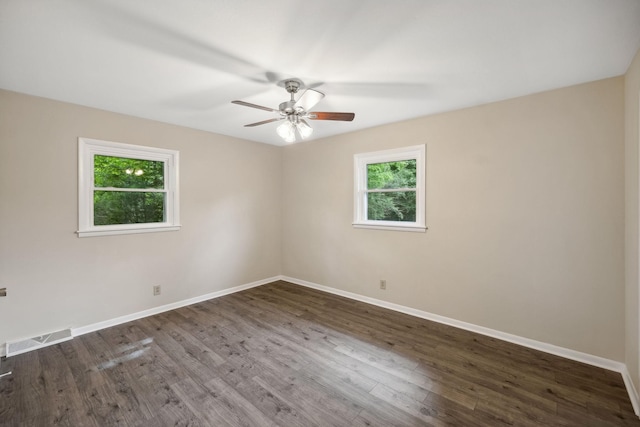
left=1, top=0, right=640, bottom=146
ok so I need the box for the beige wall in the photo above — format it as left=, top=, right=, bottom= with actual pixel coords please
left=0, top=90, right=282, bottom=348
left=626, top=48, right=640, bottom=392
left=0, top=75, right=629, bottom=364
left=282, top=77, right=625, bottom=361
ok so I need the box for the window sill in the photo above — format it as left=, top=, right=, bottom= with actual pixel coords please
left=77, top=225, right=181, bottom=238
left=352, top=223, right=427, bottom=233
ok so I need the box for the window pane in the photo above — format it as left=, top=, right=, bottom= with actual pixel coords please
left=94, top=155, right=164, bottom=189
left=367, top=159, right=416, bottom=190
left=367, top=191, right=416, bottom=222
left=94, top=191, right=165, bottom=225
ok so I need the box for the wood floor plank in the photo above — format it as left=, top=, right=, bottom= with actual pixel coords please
left=61, top=338, right=144, bottom=425
left=2, top=280, right=639, bottom=426
left=23, top=344, right=99, bottom=427
left=81, top=327, right=162, bottom=423
left=234, top=375, right=318, bottom=427
left=252, top=366, right=362, bottom=426
left=369, top=382, right=449, bottom=427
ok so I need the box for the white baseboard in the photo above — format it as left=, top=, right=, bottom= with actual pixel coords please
left=622, top=365, right=640, bottom=416
left=1, top=277, right=277, bottom=358
left=72, top=276, right=280, bottom=337
left=279, top=275, right=640, bottom=416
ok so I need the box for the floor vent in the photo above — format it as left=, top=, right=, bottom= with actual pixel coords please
left=6, top=329, right=73, bottom=357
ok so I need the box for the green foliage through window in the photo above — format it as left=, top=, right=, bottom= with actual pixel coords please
left=94, top=191, right=165, bottom=225
left=93, top=155, right=166, bottom=226
left=94, top=155, right=164, bottom=189
left=366, top=160, right=417, bottom=221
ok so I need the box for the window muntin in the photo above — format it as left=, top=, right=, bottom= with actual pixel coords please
left=354, top=145, right=425, bottom=232
left=78, top=138, right=180, bottom=237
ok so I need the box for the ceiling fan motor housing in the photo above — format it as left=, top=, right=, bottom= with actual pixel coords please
left=279, top=100, right=297, bottom=113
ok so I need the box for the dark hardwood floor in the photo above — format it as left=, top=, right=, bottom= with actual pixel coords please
left=1, top=280, right=639, bottom=426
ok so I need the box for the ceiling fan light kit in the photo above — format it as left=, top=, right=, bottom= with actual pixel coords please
left=276, top=119, right=296, bottom=143
left=296, top=119, right=313, bottom=139
left=277, top=116, right=313, bottom=143
left=232, top=79, right=355, bottom=143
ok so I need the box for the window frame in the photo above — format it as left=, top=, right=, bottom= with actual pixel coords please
left=77, top=137, right=180, bottom=238
left=353, top=144, right=426, bottom=232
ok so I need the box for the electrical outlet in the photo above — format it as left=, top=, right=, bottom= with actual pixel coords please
left=153, top=285, right=161, bottom=296
left=380, top=280, right=386, bottom=290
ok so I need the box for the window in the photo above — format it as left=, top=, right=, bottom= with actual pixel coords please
left=353, top=145, right=426, bottom=232
left=78, top=137, right=180, bottom=237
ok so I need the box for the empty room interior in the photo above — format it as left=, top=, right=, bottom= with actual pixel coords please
left=3, top=1, right=640, bottom=425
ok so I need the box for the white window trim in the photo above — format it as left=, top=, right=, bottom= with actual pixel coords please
left=77, top=137, right=180, bottom=238
left=353, top=144, right=426, bottom=232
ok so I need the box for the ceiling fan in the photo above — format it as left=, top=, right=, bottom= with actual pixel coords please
left=232, top=79, right=355, bottom=143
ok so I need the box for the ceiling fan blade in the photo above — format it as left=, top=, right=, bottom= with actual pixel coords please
left=232, top=100, right=277, bottom=112
left=294, top=89, right=325, bottom=111
left=308, top=112, right=355, bottom=121
left=244, top=118, right=283, bottom=127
